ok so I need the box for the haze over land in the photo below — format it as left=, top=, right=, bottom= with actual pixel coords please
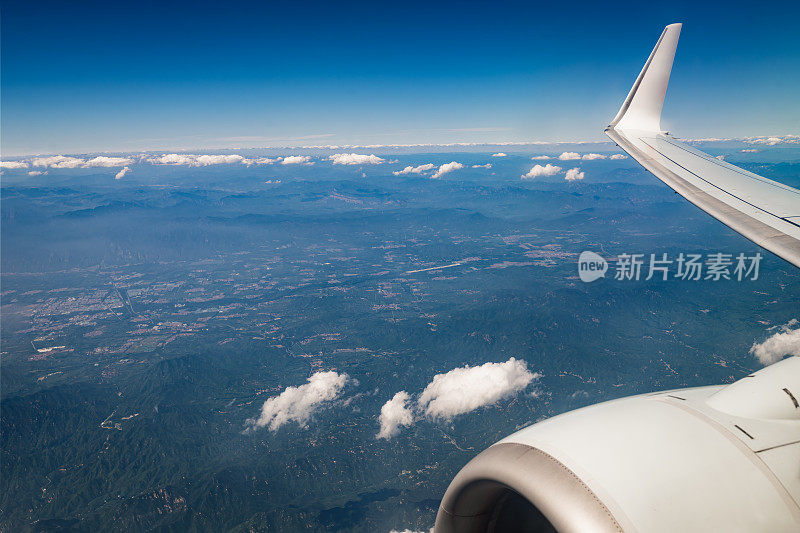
left=2, top=143, right=799, bottom=530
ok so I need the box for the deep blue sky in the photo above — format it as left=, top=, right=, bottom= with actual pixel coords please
left=2, top=0, right=799, bottom=155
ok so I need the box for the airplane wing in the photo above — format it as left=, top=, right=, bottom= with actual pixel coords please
left=605, top=23, right=800, bottom=268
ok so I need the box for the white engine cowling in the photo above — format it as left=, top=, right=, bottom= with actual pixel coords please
left=435, top=356, right=800, bottom=532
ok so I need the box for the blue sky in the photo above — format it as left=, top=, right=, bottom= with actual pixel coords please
left=2, top=0, right=799, bottom=155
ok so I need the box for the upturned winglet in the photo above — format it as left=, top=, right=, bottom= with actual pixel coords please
left=609, top=23, right=682, bottom=132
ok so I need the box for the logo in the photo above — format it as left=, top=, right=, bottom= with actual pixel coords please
left=578, top=251, right=608, bottom=282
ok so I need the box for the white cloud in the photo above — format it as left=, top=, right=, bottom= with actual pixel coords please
left=254, top=157, right=279, bottom=164
left=281, top=155, right=312, bottom=165
left=740, top=149, right=759, bottom=153
left=115, top=166, right=130, bottom=180
left=147, top=153, right=251, bottom=166
left=246, top=371, right=350, bottom=431
left=565, top=167, right=585, bottom=181
left=28, top=170, right=44, bottom=176
left=750, top=320, right=800, bottom=366
left=377, top=391, right=414, bottom=440
left=715, top=155, right=726, bottom=161
left=558, top=151, right=581, bottom=161
left=417, top=358, right=538, bottom=421
left=521, top=163, right=561, bottom=180
left=431, top=161, right=464, bottom=179
left=472, top=163, right=492, bottom=169
left=581, top=153, right=606, bottom=160
left=85, top=156, right=133, bottom=167
left=194, top=154, right=249, bottom=166
left=609, top=154, right=628, bottom=160
left=31, top=155, right=86, bottom=168
left=531, top=155, right=551, bottom=160
left=0, top=160, right=29, bottom=169
left=491, top=153, right=507, bottom=157
left=393, top=163, right=435, bottom=176
left=329, top=153, right=385, bottom=165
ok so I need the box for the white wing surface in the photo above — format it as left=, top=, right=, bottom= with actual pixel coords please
left=606, top=23, right=800, bottom=268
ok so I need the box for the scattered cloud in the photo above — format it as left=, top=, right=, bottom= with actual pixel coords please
left=28, top=170, right=44, bottom=176
left=31, top=156, right=86, bottom=168
left=531, top=155, right=551, bottom=160
left=744, top=134, right=800, bottom=146
left=245, top=371, right=350, bottom=431
left=609, top=154, right=628, bottom=160
left=491, top=153, right=507, bottom=157
left=377, top=391, right=414, bottom=440
left=328, top=153, right=386, bottom=165
left=147, top=153, right=249, bottom=166
left=114, top=166, right=130, bottom=180
left=254, top=157, right=279, bottom=164
left=0, top=160, right=29, bottom=169
left=521, top=163, right=561, bottom=180
left=431, top=161, right=464, bottom=179
left=558, top=151, right=581, bottom=160
left=85, top=156, right=134, bottom=167
left=472, top=163, right=492, bottom=169
left=281, top=155, right=312, bottom=165
left=740, top=149, right=759, bottom=153
left=565, top=167, right=585, bottom=181
left=581, top=153, right=606, bottom=160
left=393, top=163, right=435, bottom=176
left=750, top=320, right=800, bottom=366
left=417, top=358, right=538, bottom=421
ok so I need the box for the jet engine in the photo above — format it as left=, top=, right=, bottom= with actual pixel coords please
left=434, top=356, right=800, bottom=532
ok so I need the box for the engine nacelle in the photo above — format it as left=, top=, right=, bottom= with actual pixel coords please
left=435, top=356, right=800, bottom=532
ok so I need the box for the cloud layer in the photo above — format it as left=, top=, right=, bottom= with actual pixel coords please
left=750, top=320, right=800, bottom=365
left=246, top=371, right=350, bottom=431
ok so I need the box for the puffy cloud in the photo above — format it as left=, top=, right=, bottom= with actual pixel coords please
left=377, top=391, right=414, bottom=440
left=746, top=135, right=800, bottom=146
left=0, top=160, right=29, bottom=169
left=194, top=154, right=249, bottom=166
left=531, top=155, right=551, bottom=160
left=491, top=153, right=507, bottom=157
left=610, top=154, right=628, bottom=160
left=147, top=153, right=251, bottom=166
left=521, top=163, right=561, bottom=180
left=750, top=320, right=800, bottom=366
left=417, top=358, right=538, bottom=421
left=329, top=153, right=386, bottom=165
left=393, top=163, right=435, bottom=175
left=254, top=157, right=279, bottom=164
left=31, top=155, right=85, bottom=168
left=558, top=151, right=581, bottom=161
left=431, top=161, right=464, bottom=179
left=28, top=170, right=44, bottom=176
left=472, top=163, right=492, bottom=169
left=581, top=153, right=606, bottom=160
left=565, top=167, right=585, bottom=181
left=246, top=371, right=350, bottom=431
left=147, top=153, right=194, bottom=165
left=281, top=155, right=312, bottom=165
left=85, top=156, right=133, bottom=167
left=115, top=166, right=130, bottom=180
